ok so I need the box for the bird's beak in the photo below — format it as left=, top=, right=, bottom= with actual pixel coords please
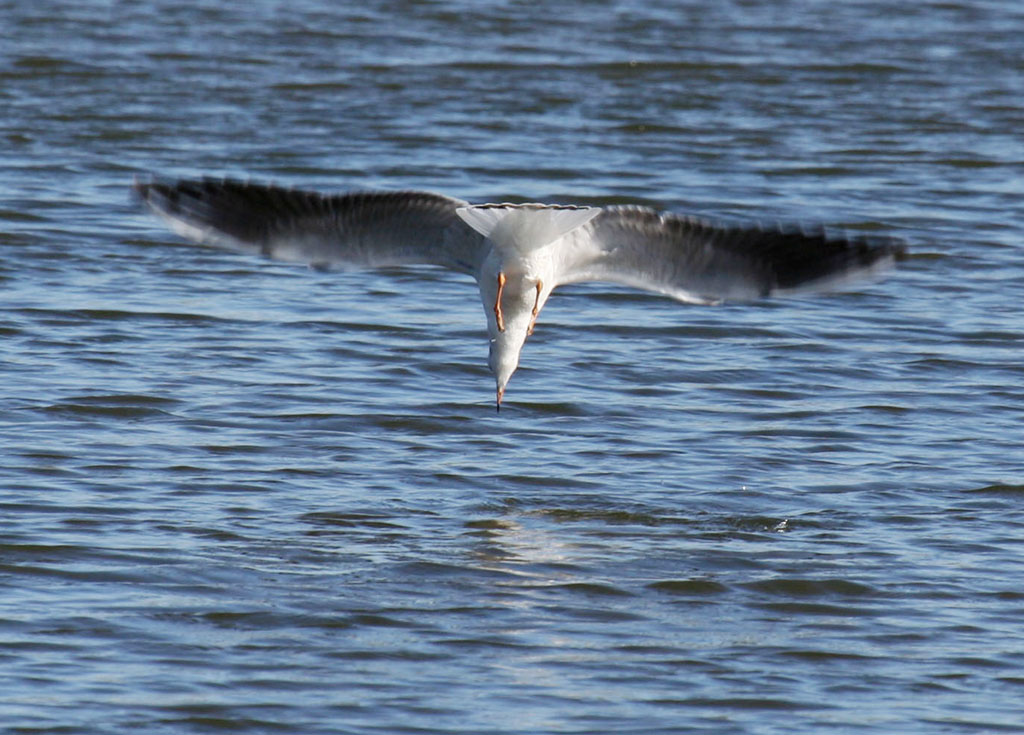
left=496, top=386, right=505, bottom=413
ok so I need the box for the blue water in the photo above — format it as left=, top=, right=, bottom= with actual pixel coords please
left=2, top=1, right=1024, bottom=733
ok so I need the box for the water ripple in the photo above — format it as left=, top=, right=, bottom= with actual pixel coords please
left=3, top=0, right=1024, bottom=733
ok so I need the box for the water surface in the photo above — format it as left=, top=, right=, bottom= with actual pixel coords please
left=2, top=1, right=1024, bottom=733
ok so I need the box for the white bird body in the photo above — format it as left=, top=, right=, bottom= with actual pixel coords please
left=135, top=178, right=906, bottom=409
left=455, top=204, right=603, bottom=403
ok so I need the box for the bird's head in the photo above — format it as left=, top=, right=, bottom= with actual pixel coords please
left=489, top=331, right=525, bottom=411
left=482, top=275, right=551, bottom=411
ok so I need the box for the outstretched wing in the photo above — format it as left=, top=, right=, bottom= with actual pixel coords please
left=134, top=178, right=484, bottom=276
left=560, top=205, right=906, bottom=303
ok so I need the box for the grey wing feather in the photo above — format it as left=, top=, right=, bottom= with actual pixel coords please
left=564, top=205, right=907, bottom=303
left=134, top=178, right=484, bottom=276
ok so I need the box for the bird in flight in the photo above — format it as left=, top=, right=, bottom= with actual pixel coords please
left=135, top=178, right=905, bottom=410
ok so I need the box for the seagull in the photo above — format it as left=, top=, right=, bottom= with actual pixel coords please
left=134, top=177, right=906, bottom=410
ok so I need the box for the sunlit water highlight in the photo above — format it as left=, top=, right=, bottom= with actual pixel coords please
left=2, top=1, right=1024, bottom=733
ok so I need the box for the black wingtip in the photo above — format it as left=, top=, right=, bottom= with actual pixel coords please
left=131, top=174, right=174, bottom=210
